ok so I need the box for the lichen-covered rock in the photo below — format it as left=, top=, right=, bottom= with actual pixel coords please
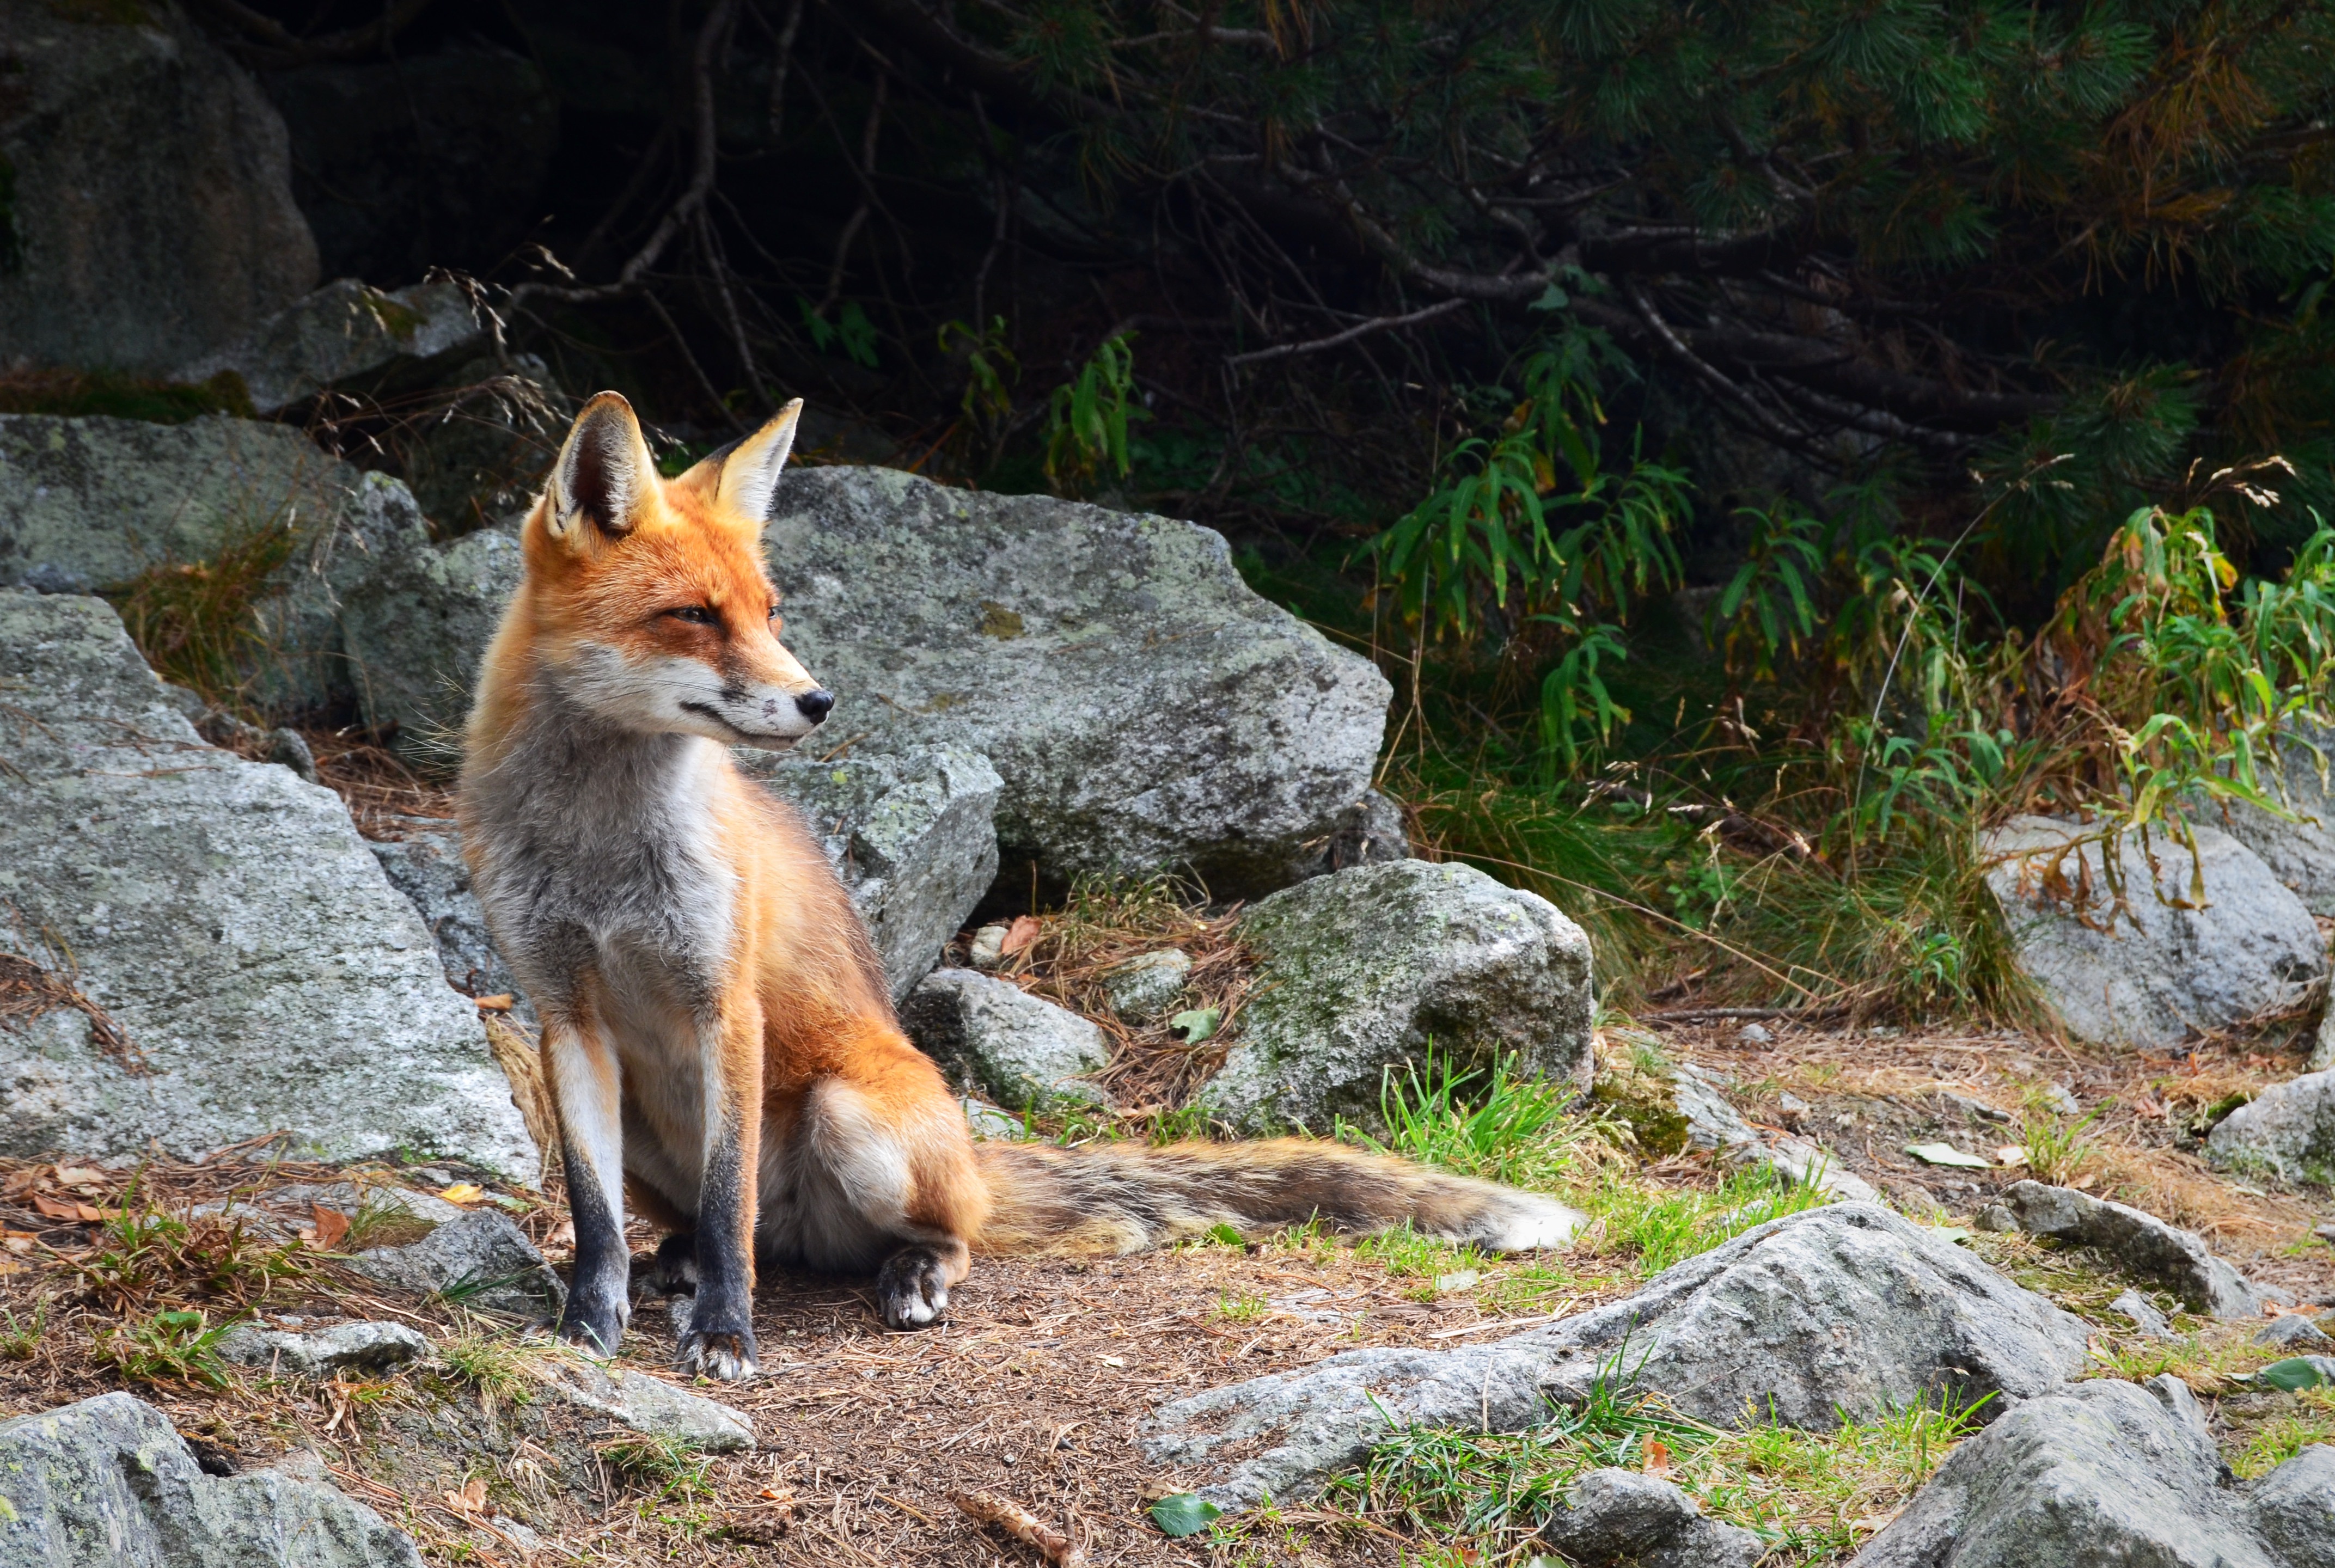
left=1851, top=1375, right=2315, bottom=1567
left=1099, top=950, right=1191, bottom=1022
left=1539, top=1470, right=1764, bottom=1568
left=1145, top=1204, right=2086, bottom=1509
left=0, top=591, right=535, bottom=1177
left=180, top=278, right=484, bottom=415
left=0, top=1391, right=421, bottom=1566
left=2209, top=1069, right=2335, bottom=1186
left=760, top=466, right=1391, bottom=893
left=2202, top=725, right=2335, bottom=918
left=1983, top=814, right=2324, bottom=1048
left=1994, top=1179, right=2283, bottom=1318
left=1197, top=861, right=1592, bottom=1135
left=898, top=969, right=1108, bottom=1110
left=217, top=1321, right=429, bottom=1378
left=348, top=1209, right=564, bottom=1320
left=529, top=1350, right=756, bottom=1453
left=743, top=749, right=1003, bottom=1001
left=0, top=5, right=318, bottom=373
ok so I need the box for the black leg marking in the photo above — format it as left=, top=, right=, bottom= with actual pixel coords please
left=558, top=1143, right=629, bottom=1356
left=876, top=1242, right=953, bottom=1330
left=676, top=1135, right=759, bottom=1381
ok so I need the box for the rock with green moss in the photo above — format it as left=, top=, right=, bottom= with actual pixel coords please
left=179, top=278, right=484, bottom=414
left=759, top=466, right=1391, bottom=895
left=2207, top=1068, right=2335, bottom=1186
left=0, top=4, right=318, bottom=373
left=0, top=1391, right=423, bottom=1566
left=1195, top=860, right=1592, bottom=1136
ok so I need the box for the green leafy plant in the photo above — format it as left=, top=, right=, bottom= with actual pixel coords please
left=1043, top=333, right=1145, bottom=497
left=1342, top=1044, right=1585, bottom=1189
left=938, top=315, right=1019, bottom=465
left=0, top=1301, right=47, bottom=1362
left=798, top=297, right=879, bottom=367
left=94, top=1308, right=239, bottom=1389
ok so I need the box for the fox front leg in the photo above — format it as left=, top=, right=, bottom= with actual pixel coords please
left=545, top=1017, right=631, bottom=1355
left=676, top=1001, right=763, bottom=1381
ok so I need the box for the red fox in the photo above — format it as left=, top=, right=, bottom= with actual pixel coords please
left=460, top=393, right=1584, bottom=1380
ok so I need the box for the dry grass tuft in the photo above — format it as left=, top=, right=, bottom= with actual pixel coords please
left=0, top=936, right=138, bottom=1072
left=304, top=731, right=457, bottom=838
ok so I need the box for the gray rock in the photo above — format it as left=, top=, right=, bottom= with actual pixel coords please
left=1731, top=1136, right=1885, bottom=1205
left=0, top=6, right=317, bottom=373
left=743, top=749, right=1003, bottom=1001
left=1983, top=814, right=2324, bottom=1048
left=217, top=1321, right=429, bottom=1378
left=1993, top=1180, right=2282, bottom=1318
left=348, top=1209, right=564, bottom=1320
left=367, top=825, right=525, bottom=1016
left=179, top=279, right=483, bottom=415
left=1737, top=1021, right=1774, bottom=1045
left=2259, top=1314, right=2333, bottom=1348
left=1145, top=1203, right=2087, bottom=1508
left=1282, top=788, right=1415, bottom=882
left=962, top=1097, right=1032, bottom=1140
left=1538, top=1469, right=1763, bottom=1568
left=2113, top=1288, right=2176, bottom=1340
left=529, top=1351, right=755, bottom=1453
left=2252, top=1443, right=2335, bottom=1567
left=898, top=969, right=1108, bottom=1111
left=1672, top=1062, right=1758, bottom=1150
left=1197, top=861, right=1592, bottom=1135
left=0, top=414, right=366, bottom=718
left=2210, top=1070, right=2335, bottom=1186
left=0, top=1391, right=421, bottom=1566
left=0, top=592, right=535, bottom=1176
left=2203, top=725, right=2335, bottom=917
left=1099, top=950, right=1191, bottom=1022
left=760, top=466, right=1390, bottom=893
left=1850, top=1375, right=2303, bottom=1567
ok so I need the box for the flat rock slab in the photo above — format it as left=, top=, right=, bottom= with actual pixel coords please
left=0, top=1391, right=421, bottom=1566
left=181, top=278, right=483, bottom=414
left=1145, top=1204, right=2086, bottom=1509
left=1198, top=860, right=1593, bottom=1135
left=529, top=1352, right=756, bottom=1453
left=2209, top=1069, right=2335, bottom=1186
left=0, top=592, right=535, bottom=1176
left=1852, top=1374, right=2326, bottom=1567
left=760, top=466, right=1391, bottom=894
left=1995, top=1179, right=2284, bottom=1318
left=217, top=1321, right=428, bottom=1378
left=900, top=969, right=1108, bottom=1111
left=347, top=1210, right=564, bottom=1320
left=1983, top=814, right=2324, bottom=1048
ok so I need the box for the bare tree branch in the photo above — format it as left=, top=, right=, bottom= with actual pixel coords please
left=1225, top=298, right=1469, bottom=367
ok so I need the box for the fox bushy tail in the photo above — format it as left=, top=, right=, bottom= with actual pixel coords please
left=975, top=1138, right=1582, bottom=1256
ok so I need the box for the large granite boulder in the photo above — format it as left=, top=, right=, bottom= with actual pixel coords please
left=741, top=749, right=1003, bottom=1001
left=0, top=4, right=317, bottom=372
left=1146, top=1203, right=2087, bottom=1509
left=760, top=466, right=1391, bottom=894
left=2209, top=1068, right=2335, bottom=1186
left=0, top=1392, right=421, bottom=1566
left=1852, top=1374, right=2328, bottom=1567
left=179, top=278, right=484, bottom=415
left=2203, top=723, right=2335, bottom=917
left=1983, top=814, right=2324, bottom=1048
left=0, top=591, right=535, bottom=1176
left=1988, top=1179, right=2283, bottom=1316
left=1196, top=860, right=1593, bottom=1135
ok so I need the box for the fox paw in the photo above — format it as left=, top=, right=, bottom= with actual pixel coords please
left=876, top=1244, right=952, bottom=1329
left=555, top=1304, right=626, bottom=1358
left=677, top=1325, right=759, bottom=1382
left=639, top=1232, right=699, bottom=1296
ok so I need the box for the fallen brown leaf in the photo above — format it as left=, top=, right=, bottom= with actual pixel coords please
left=30, top=1195, right=78, bottom=1222
left=1000, top=915, right=1043, bottom=957
left=1642, top=1437, right=1673, bottom=1477
left=474, top=994, right=514, bottom=1013
left=310, top=1205, right=350, bottom=1251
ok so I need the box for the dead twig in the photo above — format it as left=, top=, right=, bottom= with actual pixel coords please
left=948, top=1489, right=1087, bottom=1566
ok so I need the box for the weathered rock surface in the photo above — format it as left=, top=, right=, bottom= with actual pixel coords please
left=1539, top=1469, right=1764, bottom=1568
left=1994, top=1179, right=2284, bottom=1318
left=2204, top=726, right=2335, bottom=917
left=1282, top=787, right=1415, bottom=883
left=1197, top=861, right=1593, bottom=1135
left=2210, top=1069, right=2335, bottom=1186
left=348, top=1210, right=564, bottom=1320
left=0, top=1391, right=421, bottom=1566
left=1730, top=1136, right=1886, bottom=1206
left=2259, top=1314, right=2332, bottom=1348
left=217, top=1321, right=429, bottom=1378
left=1100, top=950, right=1191, bottom=1022
left=0, top=591, right=535, bottom=1175
left=0, top=5, right=318, bottom=372
left=760, top=466, right=1391, bottom=893
left=899, top=969, right=1108, bottom=1110
left=1145, top=1203, right=2087, bottom=1508
left=1983, top=814, right=2325, bottom=1048
left=180, top=279, right=484, bottom=415
left=742, top=749, right=1003, bottom=1001
left=529, top=1351, right=756, bottom=1453
left=368, top=825, right=524, bottom=1014
left=1851, top=1374, right=2322, bottom=1567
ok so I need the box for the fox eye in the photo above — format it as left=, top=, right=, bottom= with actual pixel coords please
left=667, top=606, right=718, bottom=627
left=766, top=604, right=779, bottom=620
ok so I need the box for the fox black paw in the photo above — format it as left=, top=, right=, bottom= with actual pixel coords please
left=639, top=1232, right=700, bottom=1296
left=677, top=1324, right=759, bottom=1381
left=876, top=1244, right=952, bottom=1329
left=555, top=1304, right=626, bottom=1357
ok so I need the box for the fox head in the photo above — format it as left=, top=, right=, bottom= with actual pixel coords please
left=516, top=391, right=830, bottom=748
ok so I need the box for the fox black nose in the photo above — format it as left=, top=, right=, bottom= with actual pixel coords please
left=794, top=689, right=834, bottom=723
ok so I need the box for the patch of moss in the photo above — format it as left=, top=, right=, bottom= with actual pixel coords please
left=362, top=292, right=424, bottom=342
left=1589, top=1066, right=1689, bottom=1156
left=0, top=369, right=255, bottom=424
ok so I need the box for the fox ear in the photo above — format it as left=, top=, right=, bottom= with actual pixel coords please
left=707, top=399, right=804, bottom=524
left=548, top=392, right=658, bottom=546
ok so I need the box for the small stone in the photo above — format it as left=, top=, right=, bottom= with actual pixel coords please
left=2044, top=1082, right=2084, bottom=1117
left=1433, top=1270, right=1480, bottom=1295
left=1777, top=1091, right=1811, bottom=1115
left=217, top=1320, right=429, bottom=1377
left=969, top=924, right=1009, bottom=969
left=2316, top=1224, right=2335, bottom=1247
left=2257, top=1313, right=2332, bottom=1348
left=1973, top=1203, right=2019, bottom=1233
left=900, top=969, right=1108, bottom=1110
left=532, top=1349, right=756, bottom=1452
left=1541, top=1469, right=1763, bottom=1568
left=962, top=1097, right=1032, bottom=1140
left=2111, top=1289, right=2174, bottom=1340
left=2208, top=1070, right=2335, bottom=1186
left=1736, top=1022, right=1773, bottom=1045
left=1100, top=949, right=1193, bottom=1022
left=349, top=1209, right=565, bottom=1320
left=1993, top=1180, right=2282, bottom=1319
